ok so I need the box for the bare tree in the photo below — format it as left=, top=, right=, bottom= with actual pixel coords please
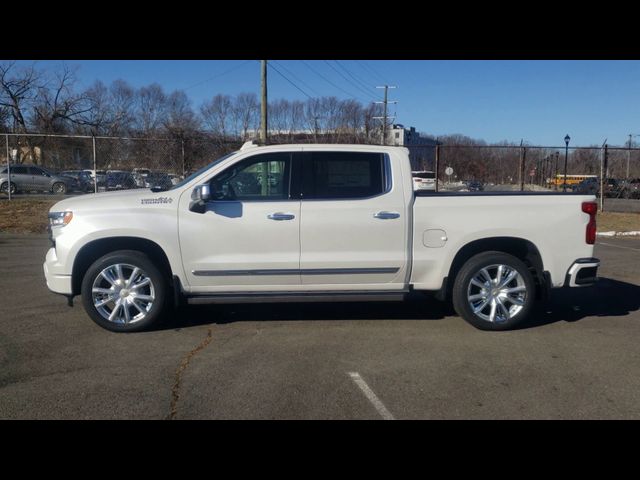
left=31, top=64, right=91, bottom=134
left=0, top=61, right=41, bottom=133
left=162, top=89, right=200, bottom=153
left=304, top=98, right=323, bottom=142
left=232, top=92, right=258, bottom=140
left=200, top=94, right=232, bottom=139
left=108, top=80, right=135, bottom=135
left=134, top=83, right=166, bottom=136
left=0, top=105, right=10, bottom=132
left=268, top=99, right=289, bottom=139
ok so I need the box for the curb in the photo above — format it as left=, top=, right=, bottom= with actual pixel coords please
left=597, top=231, right=640, bottom=237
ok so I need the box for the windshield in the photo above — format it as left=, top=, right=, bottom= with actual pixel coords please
left=168, top=151, right=237, bottom=191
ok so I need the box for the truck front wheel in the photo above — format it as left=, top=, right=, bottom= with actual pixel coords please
left=81, top=250, right=168, bottom=332
left=452, top=251, right=535, bottom=331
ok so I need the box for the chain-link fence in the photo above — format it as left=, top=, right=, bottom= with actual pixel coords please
left=399, top=143, right=640, bottom=212
left=0, top=133, right=241, bottom=198
left=2, top=134, right=639, bottom=212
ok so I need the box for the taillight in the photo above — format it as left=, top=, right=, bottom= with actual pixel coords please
left=582, top=201, right=597, bottom=245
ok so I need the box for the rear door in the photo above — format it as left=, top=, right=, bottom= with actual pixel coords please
left=29, top=167, right=50, bottom=191
left=299, top=150, right=408, bottom=289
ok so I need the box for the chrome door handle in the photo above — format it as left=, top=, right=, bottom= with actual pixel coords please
left=373, top=211, right=400, bottom=219
left=268, top=212, right=296, bottom=221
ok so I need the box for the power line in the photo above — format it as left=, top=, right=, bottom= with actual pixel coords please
left=266, top=61, right=314, bottom=100
left=271, top=60, right=322, bottom=97
left=323, top=60, right=378, bottom=101
left=183, top=60, right=253, bottom=91
left=356, top=60, right=388, bottom=84
left=334, top=61, right=378, bottom=98
left=300, top=60, right=366, bottom=102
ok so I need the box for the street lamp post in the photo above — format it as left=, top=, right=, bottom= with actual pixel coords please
left=563, top=134, right=570, bottom=192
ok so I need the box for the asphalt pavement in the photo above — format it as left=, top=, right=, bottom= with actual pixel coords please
left=1, top=234, right=640, bottom=419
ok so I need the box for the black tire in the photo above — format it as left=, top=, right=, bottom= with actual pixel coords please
left=452, top=251, right=536, bottom=331
left=1, top=182, right=17, bottom=195
left=52, top=182, right=67, bottom=194
left=81, top=250, right=169, bottom=332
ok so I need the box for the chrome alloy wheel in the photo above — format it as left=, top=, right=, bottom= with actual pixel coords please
left=466, top=264, right=527, bottom=324
left=91, top=263, right=156, bottom=324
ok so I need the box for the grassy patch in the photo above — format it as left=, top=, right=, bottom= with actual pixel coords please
left=597, top=211, right=640, bottom=233
left=0, top=198, right=58, bottom=234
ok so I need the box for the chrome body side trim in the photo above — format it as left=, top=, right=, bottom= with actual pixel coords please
left=192, top=267, right=400, bottom=277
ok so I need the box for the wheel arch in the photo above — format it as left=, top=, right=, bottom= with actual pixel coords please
left=71, top=236, right=173, bottom=296
left=439, top=236, right=545, bottom=301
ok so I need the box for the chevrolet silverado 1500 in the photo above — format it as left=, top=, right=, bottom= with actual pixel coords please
left=44, top=142, right=600, bottom=332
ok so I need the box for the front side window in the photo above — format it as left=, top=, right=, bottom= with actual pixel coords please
left=210, top=152, right=291, bottom=201
left=10, top=166, right=29, bottom=175
left=303, top=152, right=385, bottom=199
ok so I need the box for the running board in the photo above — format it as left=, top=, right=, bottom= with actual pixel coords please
left=186, top=290, right=408, bottom=305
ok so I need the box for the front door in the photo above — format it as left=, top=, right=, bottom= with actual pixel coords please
left=10, top=166, right=32, bottom=191
left=179, top=150, right=301, bottom=292
left=299, top=150, right=408, bottom=289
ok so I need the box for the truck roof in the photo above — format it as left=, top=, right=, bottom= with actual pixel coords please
left=239, top=140, right=408, bottom=154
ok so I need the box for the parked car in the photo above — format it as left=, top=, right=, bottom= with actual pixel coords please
left=60, top=170, right=95, bottom=193
left=44, top=141, right=599, bottom=333
left=132, top=168, right=151, bottom=177
left=168, top=174, right=183, bottom=186
left=83, top=170, right=107, bottom=188
left=619, top=178, right=640, bottom=199
left=575, top=177, right=626, bottom=198
left=465, top=180, right=484, bottom=192
left=0, top=164, right=74, bottom=194
left=412, top=171, right=436, bottom=191
left=106, top=171, right=137, bottom=191
left=144, top=172, right=173, bottom=190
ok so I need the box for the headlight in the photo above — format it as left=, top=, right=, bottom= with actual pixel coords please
left=49, top=211, right=73, bottom=227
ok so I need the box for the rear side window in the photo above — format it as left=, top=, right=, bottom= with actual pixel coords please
left=29, top=167, right=48, bottom=176
left=303, top=152, right=385, bottom=199
left=10, top=166, right=28, bottom=175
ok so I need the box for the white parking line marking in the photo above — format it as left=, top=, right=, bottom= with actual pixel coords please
left=598, top=242, right=640, bottom=253
left=348, top=372, right=395, bottom=420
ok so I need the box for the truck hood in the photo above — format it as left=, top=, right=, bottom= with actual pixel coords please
left=49, top=189, right=180, bottom=213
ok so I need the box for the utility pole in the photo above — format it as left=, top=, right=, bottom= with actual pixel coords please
left=313, top=116, right=321, bottom=143
left=260, top=60, right=268, bottom=144
left=373, top=85, right=397, bottom=145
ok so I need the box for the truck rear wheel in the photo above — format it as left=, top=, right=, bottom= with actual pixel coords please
left=452, top=251, right=535, bottom=331
left=81, top=250, right=168, bottom=332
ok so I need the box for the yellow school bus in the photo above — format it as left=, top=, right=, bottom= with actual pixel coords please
left=548, top=174, right=597, bottom=187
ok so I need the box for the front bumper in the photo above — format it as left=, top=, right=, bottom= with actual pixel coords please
left=43, top=247, right=73, bottom=295
left=565, top=257, right=600, bottom=287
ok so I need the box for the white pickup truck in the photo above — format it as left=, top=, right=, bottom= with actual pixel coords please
left=43, top=142, right=600, bottom=332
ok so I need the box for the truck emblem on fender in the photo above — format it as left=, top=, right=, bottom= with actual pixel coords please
left=140, top=197, right=173, bottom=205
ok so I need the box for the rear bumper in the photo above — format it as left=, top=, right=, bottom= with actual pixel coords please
left=565, top=257, right=600, bottom=287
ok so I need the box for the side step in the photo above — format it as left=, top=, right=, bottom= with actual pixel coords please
left=186, top=290, right=408, bottom=305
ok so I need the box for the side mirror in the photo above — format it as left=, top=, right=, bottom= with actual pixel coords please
left=189, top=184, right=211, bottom=213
